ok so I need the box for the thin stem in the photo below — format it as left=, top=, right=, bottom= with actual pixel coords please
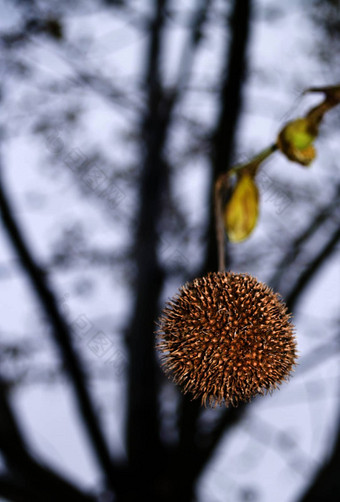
left=214, top=173, right=229, bottom=271
left=229, top=143, right=278, bottom=176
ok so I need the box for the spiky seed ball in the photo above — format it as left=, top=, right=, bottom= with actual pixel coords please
left=156, top=272, right=297, bottom=407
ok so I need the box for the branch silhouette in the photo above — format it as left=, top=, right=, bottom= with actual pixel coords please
left=0, top=381, right=96, bottom=502
left=0, top=169, right=124, bottom=495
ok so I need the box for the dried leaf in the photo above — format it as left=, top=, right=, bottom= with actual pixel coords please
left=290, top=144, right=316, bottom=165
left=277, top=118, right=316, bottom=166
left=224, top=172, right=259, bottom=242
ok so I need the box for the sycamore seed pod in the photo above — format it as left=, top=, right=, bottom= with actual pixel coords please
left=156, top=272, right=297, bottom=407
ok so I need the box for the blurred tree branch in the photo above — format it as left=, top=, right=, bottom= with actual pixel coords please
left=174, top=1, right=253, bottom=498
left=125, top=0, right=169, bottom=496
left=204, top=0, right=252, bottom=273
left=286, top=223, right=340, bottom=312
left=0, top=381, right=96, bottom=502
left=125, top=1, right=215, bottom=500
left=270, top=182, right=340, bottom=295
left=0, top=168, right=124, bottom=496
left=300, top=407, right=340, bottom=502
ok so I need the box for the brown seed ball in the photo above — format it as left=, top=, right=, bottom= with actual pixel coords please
left=156, top=272, right=297, bottom=407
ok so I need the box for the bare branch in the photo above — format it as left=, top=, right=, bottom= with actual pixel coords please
left=286, top=224, right=340, bottom=312
left=175, top=0, right=213, bottom=92
left=299, top=408, right=340, bottom=501
left=125, top=0, right=169, bottom=490
left=270, top=183, right=340, bottom=294
left=0, top=382, right=96, bottom=502
left=0, top=168, right=124, bottom=495
left=175, top=1, right=253, bottom=495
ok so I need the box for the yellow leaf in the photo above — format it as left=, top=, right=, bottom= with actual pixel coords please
left=224, top=173, right=259, bottom=242
left=277, top=118, right=317, bottom=166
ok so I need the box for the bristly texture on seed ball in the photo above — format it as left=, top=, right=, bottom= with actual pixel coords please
left=156, top=272, right=297, bottom=407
